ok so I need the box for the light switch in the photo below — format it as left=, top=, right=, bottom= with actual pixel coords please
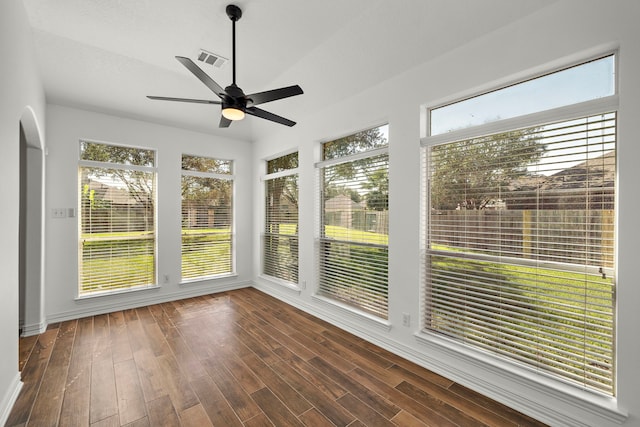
left=52, top=208, right=66, bottom=218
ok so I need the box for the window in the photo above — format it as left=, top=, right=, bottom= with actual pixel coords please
left=263, top=151, right=299, bottom=284
left=317, top=125, right=389, bottom=319
left=181, top=155, right=234, bottom=280
left=79, top=141, right=156, bottom=296
left=423, top=55, right=617, bottom=394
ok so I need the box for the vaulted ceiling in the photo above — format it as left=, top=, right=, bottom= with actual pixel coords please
left=22, top=0, right=557, bottom=141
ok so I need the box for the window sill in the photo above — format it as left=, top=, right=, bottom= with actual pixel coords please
left=311, top=294, right=391, bottom=332
left=257, top=275, right=301, bottom=293
left=179, top=273, right=238, bottom=286
left=414, top=330, right=627, bottom=426
left=75, top=284, right=161, bottom=300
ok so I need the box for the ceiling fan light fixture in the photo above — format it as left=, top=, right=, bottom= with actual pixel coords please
left=222, top=107, right=245, bottom=121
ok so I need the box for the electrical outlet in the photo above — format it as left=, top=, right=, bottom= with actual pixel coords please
left=402, top=313, right=411, bottom=327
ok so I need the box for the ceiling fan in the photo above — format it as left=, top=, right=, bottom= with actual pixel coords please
left=147, top=4, right=303, bottom=128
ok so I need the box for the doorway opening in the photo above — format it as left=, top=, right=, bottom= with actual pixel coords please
left=19, top=107, right=45, bottom=337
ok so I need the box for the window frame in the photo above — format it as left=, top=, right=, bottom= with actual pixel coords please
left=77, top=139, right=158, bottom=298
left=261, top=150, right=300, bottom=288
left=420, top=53, right=619, bottom=396
left=315, top=124, right=390, bottom=321
left=429, top=55, right=616, bottom=136
left=180, top=154, right=235, bottom=283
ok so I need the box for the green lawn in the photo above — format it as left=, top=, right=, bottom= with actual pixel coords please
left=80, top=228, right=233, bottom=293
left=429, top=250, right=614, bottom=392
left=324, top=225, right=388, bottom=245
left=80, top=233, right=154, bottom=293
left=181, top=230, right=232, bottom=279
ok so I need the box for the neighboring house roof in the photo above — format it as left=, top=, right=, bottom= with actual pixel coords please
left=85, top=179, right=140, bottom=205
left=509, top=151, right=615, bottom=192
left=324, top=194, right=364, bottom=211
left=503, top=151, right=615, bottom=209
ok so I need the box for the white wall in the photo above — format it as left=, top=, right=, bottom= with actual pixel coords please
left=0, top=0, right=46, bottom=423
left=44, top=105, right=253, bottom=322
left=251, top=1, right=640, bottom=426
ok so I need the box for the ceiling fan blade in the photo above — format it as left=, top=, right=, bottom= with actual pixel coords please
left=147, top=96, right=221, bottom=105
left=246, top=85, right=303, bottom=106
left=219, top=116, right=232, bottom=128
left=175, top=56, right=226, bottom=98
left=246, top=107, right=296, bottom=127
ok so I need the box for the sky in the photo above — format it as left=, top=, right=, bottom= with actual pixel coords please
left=430, top=55, right=615, bottom=136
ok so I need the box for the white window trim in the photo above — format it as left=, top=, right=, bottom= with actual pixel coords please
left=311, top=294, right=392, bottom=332
left=180, top=272, right=238, bottom=286
left=78, top=159, right=156, bottom=173
left=315, top=146, right=389, bottom=169
left=75, top=284, right=161, bottom=300
left=261, top=167, right=299, bottom=181
left=258, top=274, right=302, bottom=293
left=181, top=169, right=235, bottom=180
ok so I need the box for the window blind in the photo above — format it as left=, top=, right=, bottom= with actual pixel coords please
left=79, top=142, right=156, bottom=296
left=181, top=156, right=234, bottom=280
left=264, top=170, right=299, bottom=284
left=318, top=126, right=389, bottom=319
left=424, top=112, right=616, bottom=394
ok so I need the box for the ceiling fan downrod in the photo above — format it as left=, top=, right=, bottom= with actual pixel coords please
left=226, top=4, right=242, bottom=86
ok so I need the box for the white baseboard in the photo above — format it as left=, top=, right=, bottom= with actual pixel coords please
left=0, top=373, right=22, bottom=426
left=21, top=321, right=47, bottom=337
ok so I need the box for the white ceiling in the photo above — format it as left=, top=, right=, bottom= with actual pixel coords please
left=22, top=0, right=557, bottom=141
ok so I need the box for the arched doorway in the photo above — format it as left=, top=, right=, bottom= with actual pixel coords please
left=19, top=106, right=45, bottom=336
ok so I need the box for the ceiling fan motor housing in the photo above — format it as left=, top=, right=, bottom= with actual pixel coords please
left=222, top=84, right=247, bottom=111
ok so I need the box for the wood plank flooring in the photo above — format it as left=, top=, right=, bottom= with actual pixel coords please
left=7, top=288, right=547, bottom=426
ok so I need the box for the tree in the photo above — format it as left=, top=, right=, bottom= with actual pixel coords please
left=323, top=127, right=387, bottom=185
left=181, top=156, right=233, bottom=228
left=81, top=142, right=155, bottom=206
left=265, top=152, right=299, bottom=232
left=266, top=151, right=299, bottom=216
left=321, top=126, right=388, bottom=209
left=80, top=142, right=155, bottom=232
left=430, top=128, right=545, bottom=210
left=363, top=169, right=388, bottom=211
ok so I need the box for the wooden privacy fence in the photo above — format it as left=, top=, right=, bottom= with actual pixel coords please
left=430, top=210, right=614, bottom=268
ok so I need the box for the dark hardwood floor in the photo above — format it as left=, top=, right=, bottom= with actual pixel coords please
left=7, top=287, right=547, bottom=426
